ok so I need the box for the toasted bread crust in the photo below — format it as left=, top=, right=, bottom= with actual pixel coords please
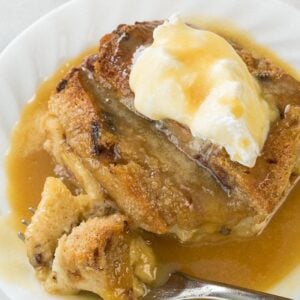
left=51, top=215, right=135, bottom=299
left=49, top=70, right=169, bottom=234
left=95, top=21, right=161, bottom=97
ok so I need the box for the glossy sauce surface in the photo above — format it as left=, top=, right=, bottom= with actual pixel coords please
left=6, top=28, right=300, bottom=293
left=7, top=47, right=97, bottom=225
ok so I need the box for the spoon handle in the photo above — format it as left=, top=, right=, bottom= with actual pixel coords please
left=144, top=273, right=291, bottom=300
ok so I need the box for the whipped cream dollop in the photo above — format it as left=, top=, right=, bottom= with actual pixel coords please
left=129, top=16, right=277, bottom=167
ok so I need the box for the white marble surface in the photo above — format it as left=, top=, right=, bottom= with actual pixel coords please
left=0, top=0, right=300, bottom=52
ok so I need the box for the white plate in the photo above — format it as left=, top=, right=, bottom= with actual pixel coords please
left=1, top=0, right=300, bottom=299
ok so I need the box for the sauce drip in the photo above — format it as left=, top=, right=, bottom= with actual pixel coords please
left=5, top=28, right=300, bottom=294
left=6, top=47, right=97, bottom=225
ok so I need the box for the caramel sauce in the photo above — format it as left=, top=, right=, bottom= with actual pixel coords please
left=148, top=184, right=300, bottom=290
left=6, top=47, right=97, bottom=228
left=166, top=31, right=250, bottom=114
left=188, top=16, right=300, bottom=82
left=5, top=26, right=300, bottom=295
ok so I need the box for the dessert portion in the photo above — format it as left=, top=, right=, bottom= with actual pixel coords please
left=93, top=18, right=300, bottom=226
left=23, top=17, right=300, bottom=299
left=25, top=178, right=156, bottom=299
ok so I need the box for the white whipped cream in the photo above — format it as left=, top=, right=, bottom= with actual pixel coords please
left=129, top=16, right=277, bottom=167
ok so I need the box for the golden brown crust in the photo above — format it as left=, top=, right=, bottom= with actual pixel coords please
left=24, top=177, right=92, bottom=281
left=52, top=215, right=136, bottom=299
left=49, top=70, right=169, bottom=234
left=49, top=68, right=102, bottom=159
left=95, top=22, right=161, bottom=97
left=56, top=215, right=127, bottom=272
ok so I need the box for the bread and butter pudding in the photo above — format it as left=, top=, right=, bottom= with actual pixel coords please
left=7, top=16, right=300, bottom=299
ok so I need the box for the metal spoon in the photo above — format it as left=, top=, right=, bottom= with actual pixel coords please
left=144, top=273, right=291, bottom=300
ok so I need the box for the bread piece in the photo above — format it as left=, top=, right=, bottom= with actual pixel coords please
left=25, top=179, right=156, bottom=300
left=93, top=21, right=300, bottom=223
left=46, top=20, right=300, bottom=240
left=47, top=67, right=256, bottom=241
left=49, top=215, right=154, bottom=300
left=25, top=177, right=92, bottom=281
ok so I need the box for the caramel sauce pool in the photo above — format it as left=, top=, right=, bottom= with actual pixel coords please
left=6, top=26, right=300, bottom=293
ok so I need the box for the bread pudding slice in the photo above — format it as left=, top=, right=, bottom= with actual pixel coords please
left=92, top=21, right=300, bottom=229
left=41, top=21, right=300, bottom=242
left=46, top=66, right=257, bottom=241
